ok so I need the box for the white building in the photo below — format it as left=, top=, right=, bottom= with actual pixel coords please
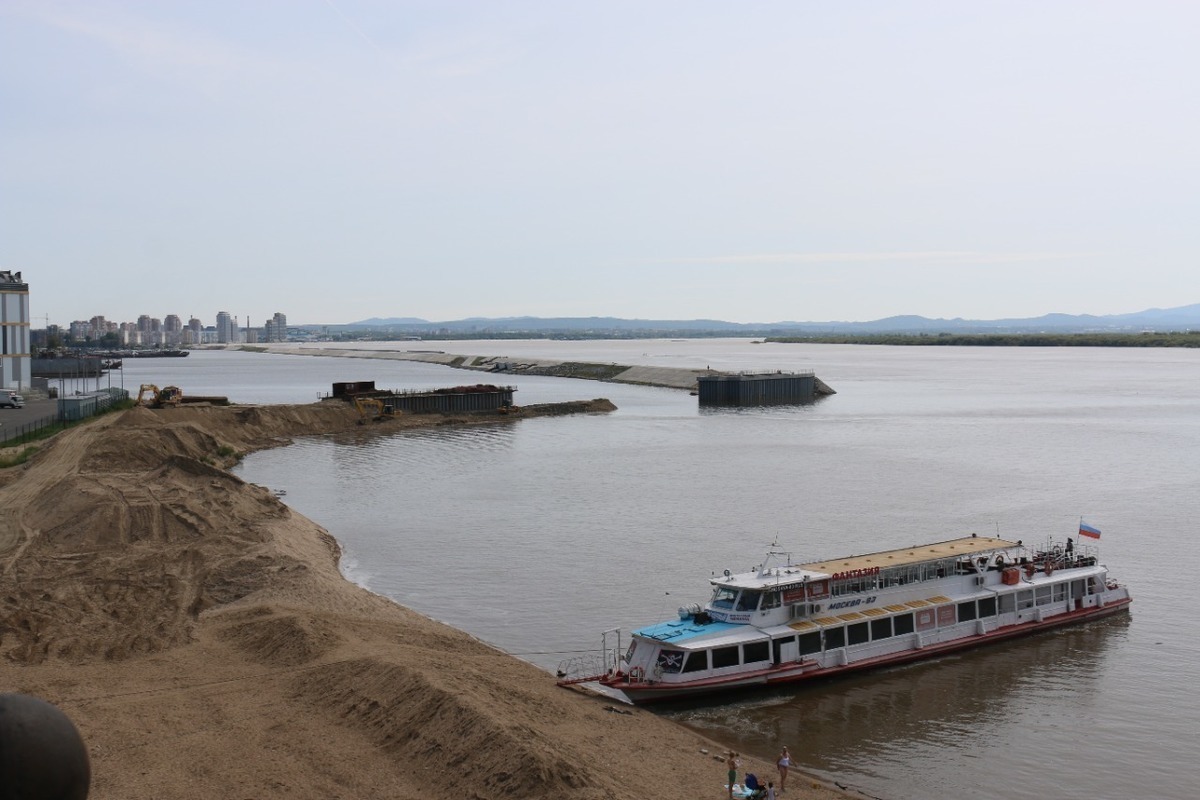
left=0, top=270, right=31, bottom=390
left=216, top=311, right=237, bottom=344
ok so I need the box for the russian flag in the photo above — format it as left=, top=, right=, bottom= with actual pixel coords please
left=1079, top=522, right=1101, bottom=540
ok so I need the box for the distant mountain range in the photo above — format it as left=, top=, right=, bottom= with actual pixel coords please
left=338, top=304, right=1200, bottom=336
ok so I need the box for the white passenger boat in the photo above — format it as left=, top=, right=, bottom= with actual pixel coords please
left=574, top=531, right=1131, bottom=704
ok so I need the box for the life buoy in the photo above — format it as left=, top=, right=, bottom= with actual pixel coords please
left=1024, top=563, right=1036, bottom=579
left=995, top=555, right=1006, bottom=568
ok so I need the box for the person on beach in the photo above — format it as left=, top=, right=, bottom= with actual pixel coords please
left=776, top=746, right=790, bottom=792
left=727, top=751, right=740, bottom=798
left=766, top=781, right=778, bottom=800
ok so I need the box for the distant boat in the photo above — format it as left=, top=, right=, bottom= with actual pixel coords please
left=94, top=349, right=190, bottom=358
left=132, top=349, right=190, bottom=358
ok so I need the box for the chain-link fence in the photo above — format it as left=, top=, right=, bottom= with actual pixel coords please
left=0, top=413, right=63, bottom=446
left=0, top=388, right=130, bottom=446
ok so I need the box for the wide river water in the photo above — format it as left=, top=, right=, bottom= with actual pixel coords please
left=114, top=340, right=1197, bottom=800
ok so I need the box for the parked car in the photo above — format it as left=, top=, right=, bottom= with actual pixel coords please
left=0, top=393, right=24, bottom=409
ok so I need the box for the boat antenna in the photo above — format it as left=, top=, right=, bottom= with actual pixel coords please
left=764, top=535, right=792, bottom=568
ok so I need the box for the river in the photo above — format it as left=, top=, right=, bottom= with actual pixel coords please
left=115, top=340, right=1197, bottom=799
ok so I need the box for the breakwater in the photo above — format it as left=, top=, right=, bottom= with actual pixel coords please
left=257, top=344, right=836, bottom=396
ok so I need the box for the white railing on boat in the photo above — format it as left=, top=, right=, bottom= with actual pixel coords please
left=556, top=628, right=622, bottom=686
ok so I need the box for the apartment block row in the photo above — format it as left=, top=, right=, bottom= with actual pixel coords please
left=60, top=311, right=289, bottom=346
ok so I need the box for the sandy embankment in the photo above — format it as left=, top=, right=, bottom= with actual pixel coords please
left=0, top=402, right=854, bottom=800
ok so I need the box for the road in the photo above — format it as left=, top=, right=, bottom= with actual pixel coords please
left=0, top=397, right=61, bottom=442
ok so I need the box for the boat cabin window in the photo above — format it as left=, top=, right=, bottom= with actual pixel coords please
left=923, top=559, right=955, bottom=581
left=711, top=587, right=738, bottom=609
left=656, top=649, right=685, bottom=674
left=1054, top=583, right=1068, bottom=602
left=743, top=641, right=770, bottom=664
left=1017, top=590, right=1034, bottom=611
left=871, top=617, right=893, bottom=640
left=847, top=622, right=869, bottom=646
left=958, top=601, right=978, bottom=622
left=681, top=650, right=709, bottom=674
left=979, top=596, right=998, bottom=617
left=832, top=575, right=878, bottom=597
left=712, top=646, right=740, bottom=669
left=825, top=627, right=846, bottom=649
left=1035, top=585, right=1053, bottom=606
left=998, top=593, right=1016, bottom=614
left=735, top=591, right=761, bottom=612
left=761, top=591, right=781, bottom=610
left=798, top=631, right=822, bottom=655
left=625, top=641, right=638, bottom=662
left=893, top=612, right=915, bottom=635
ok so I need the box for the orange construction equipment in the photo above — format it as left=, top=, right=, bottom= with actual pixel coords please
left=137, top=384, right=183, bottom=408
left=354, top=396, right=399, bottom=424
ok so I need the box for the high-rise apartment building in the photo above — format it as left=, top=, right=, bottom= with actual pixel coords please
left=163, top=314, right=182, bottom=346
left=262, top=312, right=288, bottom=343
left=119, top=321, right=141, bottom=345
left=0, top=270, right=30, bottom=389
left=215, top=311, right=236, bottom=344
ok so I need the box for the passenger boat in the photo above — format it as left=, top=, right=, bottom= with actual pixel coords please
left=572, top=531, right=1131, bottom=704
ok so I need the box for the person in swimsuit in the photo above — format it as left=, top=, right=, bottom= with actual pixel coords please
left=727, top=751, right=740, bottom=798
left=776, top=746, right=790, bottom=792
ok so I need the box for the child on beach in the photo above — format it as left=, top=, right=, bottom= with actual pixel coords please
left=726, top=751, right=740, bottom=799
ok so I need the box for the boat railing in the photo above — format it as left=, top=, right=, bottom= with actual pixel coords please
left=555, top=653, right=611, bottom=686
left=1026, top=539, right=1100, bottom=568
left=733, top=369, right=815, bottom=377
left=555, top=628, right=622, bottom=687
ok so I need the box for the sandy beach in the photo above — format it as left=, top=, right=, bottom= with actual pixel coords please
left=0, top=401, right=856, bottom=799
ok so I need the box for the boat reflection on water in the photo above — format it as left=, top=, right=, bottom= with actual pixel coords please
left=661, top=615, right=1130, bottom=800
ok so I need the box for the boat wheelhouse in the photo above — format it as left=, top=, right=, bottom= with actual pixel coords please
left=562, top=534, right=1131, bottom=704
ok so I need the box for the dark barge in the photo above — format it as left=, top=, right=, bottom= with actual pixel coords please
left=330, top=381, right=516, bottom=414
left=696, top=371, right=835, bottom=406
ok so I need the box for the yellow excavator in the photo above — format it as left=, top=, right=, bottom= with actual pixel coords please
left=354, top=396, right=399, bottom=424
left=137, top=384, right=183, bottom=408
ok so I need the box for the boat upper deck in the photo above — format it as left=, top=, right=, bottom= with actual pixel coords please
left=801, top=536, right=1019, bottom=575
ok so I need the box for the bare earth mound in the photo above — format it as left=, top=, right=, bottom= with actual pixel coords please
left=0, top=403, right=851, bottom=800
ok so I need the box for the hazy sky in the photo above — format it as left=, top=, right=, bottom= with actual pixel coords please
left=3, top=1, right=1197, bottom=327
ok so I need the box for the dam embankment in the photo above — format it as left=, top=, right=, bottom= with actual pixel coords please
left=253, top=344, right=836, bottom=396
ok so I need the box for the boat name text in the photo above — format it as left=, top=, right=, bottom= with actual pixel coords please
left=831, top=567, right=880, bottom=581
left=826, top=596, right=878, bottom=610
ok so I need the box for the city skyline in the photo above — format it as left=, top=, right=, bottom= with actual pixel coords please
left=57, top=310, right=288, bottom=345
left=4, top=2, right=1199, bottom=325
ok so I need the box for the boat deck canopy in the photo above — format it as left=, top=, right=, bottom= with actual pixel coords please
left=801, top=536, right=1019, bottom=575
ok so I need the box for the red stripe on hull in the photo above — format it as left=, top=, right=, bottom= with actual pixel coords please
left=611, top=599, right=1131, bottom=705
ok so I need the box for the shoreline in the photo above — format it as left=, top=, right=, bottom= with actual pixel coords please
left=0, top=402, right=860, bottom=799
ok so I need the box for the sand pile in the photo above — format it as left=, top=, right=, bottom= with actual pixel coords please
left=0, top=403, right=849, bottom=800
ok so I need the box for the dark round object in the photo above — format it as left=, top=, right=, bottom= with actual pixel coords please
left=0, top=693, right=90, bottom=800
